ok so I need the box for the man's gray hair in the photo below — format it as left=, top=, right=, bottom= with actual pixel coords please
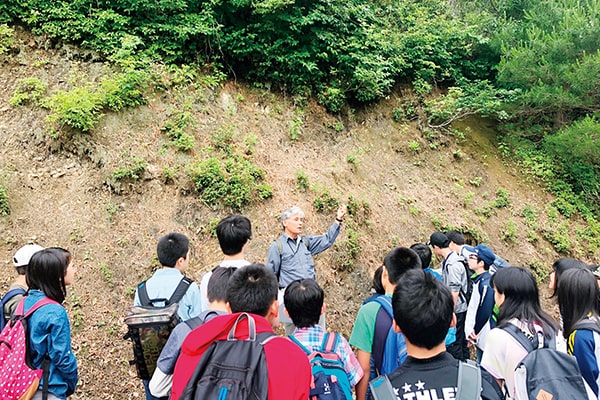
left=280, top=206, right=304, bottom=224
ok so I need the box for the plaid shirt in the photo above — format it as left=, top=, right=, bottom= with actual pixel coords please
left=292, top=324, right=364, bottom=386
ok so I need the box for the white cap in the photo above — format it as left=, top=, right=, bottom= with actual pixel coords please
left=13, top=244, right=45, bottom=268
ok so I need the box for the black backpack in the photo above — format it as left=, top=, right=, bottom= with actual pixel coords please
left=124, top=277, right=192, bottom=380
left=179, top=312, right=277, bottom=400
left=458, top=257, right=474, bottom=305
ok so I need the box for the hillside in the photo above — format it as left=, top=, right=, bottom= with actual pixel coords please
left=0, top=29, right=594, bottom=398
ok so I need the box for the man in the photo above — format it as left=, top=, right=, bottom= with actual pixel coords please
left=464, top=244, right=497, bottom=362
left=387, top=269, right=503, bottom=399
left=133, top=232, right=202, bottom=400
left=198, top=215, right=252, bottom=311
left=266, top=204, right=347, bottom=333
left=429, top=231, right=469, bottom=361
left=2, top=244, right=44, bottom=325
left=446, top=230, right=510, bottom=274
left=349, top=247, right=421, bottom=400
left=149, top=267, right=234, bottom=398
left=285, top=278, right=364, bottom=394
left=171, top=264, right=311, bottom=400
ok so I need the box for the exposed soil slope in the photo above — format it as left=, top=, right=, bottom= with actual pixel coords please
left=0, top=29, right=592, bottom=398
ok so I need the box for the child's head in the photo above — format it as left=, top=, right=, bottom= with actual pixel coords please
left=26, top=247, right=73, bottom=303
left=207, top=267, right=237, bottom=303
left=410, top=243, right=432, bottom=270
left=216, top=215, right=252, bottom=255
left=371, top=266, right=385, bottom=295
left=13, top=244, right=44, bottom=276
left=383, top=246, right=421, bottom=286
left=157, top=233, right=190, bottom=268
left=392, top=269, right=453, bottom=349
left=284, top=279, right=324, bottom=328
left=558, top=267, right=600, bottom=338
left=227, top=264, right=278, bottom=317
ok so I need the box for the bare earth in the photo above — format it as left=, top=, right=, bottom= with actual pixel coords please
left=0, top=29, right=590, bottom=398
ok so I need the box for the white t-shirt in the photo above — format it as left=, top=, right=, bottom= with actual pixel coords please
left=199, top=260, right=250, bottom=311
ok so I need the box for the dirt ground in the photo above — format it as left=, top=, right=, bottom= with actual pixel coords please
left=0, top=29, right=590, bottom=398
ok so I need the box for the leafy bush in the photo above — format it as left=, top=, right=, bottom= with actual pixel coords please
left=0, top=24, right=13, bottom=55
left=188, top=156, right=272, bottom=210
left=105, top=157, right=147, bottom=194
left=162, top=110, right=196, bottom=152
left=42, top=86, right=104, bottom=133
left=10, top=77, right=47, bottom=106
left=100, top=70, right=149, bottom=111
left=492, top=188, right=510, bottom=208
left=313, top=190, right=339, bottom=213
left=0, top=183, right=9, bottom=215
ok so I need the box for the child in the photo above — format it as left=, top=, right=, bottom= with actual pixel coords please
left=285, top=278, right=364, bottom=395
left=25, top=247, right=78, bottom=400
left=2, top=244, right=44, bottom=325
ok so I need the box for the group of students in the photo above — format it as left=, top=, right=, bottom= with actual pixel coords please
left=1, top=208, right=599, bottom=400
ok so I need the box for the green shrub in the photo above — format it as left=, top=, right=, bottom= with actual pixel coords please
left=0, top=24, right=13, bottom=55
left=492, top=188, right=510, bottom=208
left=296, top=170, right=309, bottom=192
left=0, top=183, right=9, bottom=215
left=501, top=219, right=517, bottom=243
left=313, top=190, right=339, bottom=213
left=42, top=86, right=104, bottom=133
left=10, top=77, right=47, bottom=106
left=100, top=69, right=149, bottom=111
left=188, top=156, right=272, bottom=210
left=105, top=157, right=147, bottom=194
left=162, top=110, right=196, bottom=152
left=334, top=227, right=361, bottom=271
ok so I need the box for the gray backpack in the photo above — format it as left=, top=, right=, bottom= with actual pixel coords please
left=502, top=324, right=594, bottom=400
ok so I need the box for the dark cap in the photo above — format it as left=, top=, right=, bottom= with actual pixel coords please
left=428, top=232, right=450, bottom=248
left=466, top=244, right=496, bottom=267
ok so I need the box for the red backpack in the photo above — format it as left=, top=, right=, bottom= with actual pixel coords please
left=0, top=297, right=57, bottom=400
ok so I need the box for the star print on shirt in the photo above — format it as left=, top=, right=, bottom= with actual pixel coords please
left=415, top=380, right=425, bottom=390
left=402, top=382, right=411, bottom=393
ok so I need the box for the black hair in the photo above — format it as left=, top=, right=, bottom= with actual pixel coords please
left=284, top=279, right=324, bottom=328
left=226, top=263, right=278, bottom=316
left=15, top=266, right=26, bottom=276
left=550, top=258, right=590, bottom=297
left=207, top=267, right=237, bottom=303
left=410, top=243, right=432, bottom=270
left=26, top=247, right=71, bottom=304
left=492, top=267, right=559, bottom=339
left=445, top=230, right=465, bottom=245
left=157, top=233, right=189, bottom=268
left=558, top=268, right=600, bottom=339
left=392, top=269, right=453, bottom=349
left=383, top=247, right=422, bottom=285
left=371, top=266, right=385, bottom=295
left=216, top=215, right=252, bottom=256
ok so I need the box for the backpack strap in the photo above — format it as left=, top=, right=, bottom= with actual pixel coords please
left=136, top=281, right=152, bottom=307
left=572, top=318, right=600, bottom=334
left=14, top=297, right=58, bottom=400
left=369, top=374, right=396, bottom=400
left=367, top=296, right=394, bottom=375
left=1, top=287, right=27, bottom=306
left=167, top=277, right=193, bottom=305
left=185, top=310, right=220, bottom=331
left=322, top=332, right=340, bottom=353
left=456, top=360, right=482, bottom=400
left=289, top=334, right=312, bottom=356
left=502, top=323, right=541, bottom=352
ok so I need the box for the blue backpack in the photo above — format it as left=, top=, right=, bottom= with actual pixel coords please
left=0, top=288, right=27, bottom=331
left=367, top=296, right=407, bottom=376
left=289, top=332, right=353, bottom=400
